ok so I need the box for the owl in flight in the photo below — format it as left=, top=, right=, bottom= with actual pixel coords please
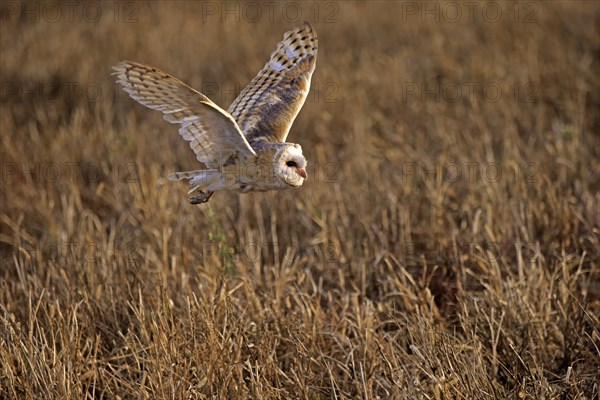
left=113, top=22, right=317, bottom=204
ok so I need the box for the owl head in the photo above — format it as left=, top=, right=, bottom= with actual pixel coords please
left=276, top=144, right=307, bottom=187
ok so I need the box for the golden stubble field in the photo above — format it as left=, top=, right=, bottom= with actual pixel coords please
left=1, top=1, right=599, bottom=398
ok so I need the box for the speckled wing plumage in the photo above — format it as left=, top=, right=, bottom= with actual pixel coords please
left=228, top=22, right=318, bottom=143
left=113, top=61, right=256, bottom=168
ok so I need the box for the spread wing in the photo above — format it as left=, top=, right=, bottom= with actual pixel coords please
left=113, top=61, right=257, bottom=168
left=228, top=22, right=318, bottom=143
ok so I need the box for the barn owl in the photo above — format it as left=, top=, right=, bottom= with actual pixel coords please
left=113, top=22, right=317, bottom=204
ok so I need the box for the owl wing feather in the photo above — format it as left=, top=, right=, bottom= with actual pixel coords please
left=228, top=22, right=318, bottom=143
left=113, top=61, right=257, bottom=168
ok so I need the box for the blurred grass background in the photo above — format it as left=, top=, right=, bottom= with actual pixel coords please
left=1, top=1, right=599, bottom=398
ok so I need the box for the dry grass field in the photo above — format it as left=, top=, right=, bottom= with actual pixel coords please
left=1, top=1, right=599, bottom=398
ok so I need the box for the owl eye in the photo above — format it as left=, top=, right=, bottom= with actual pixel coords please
left=286, top=161, right=297, bottom=167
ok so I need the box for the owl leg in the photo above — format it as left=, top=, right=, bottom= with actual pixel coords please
left=189, top=190, right=214, bottom=205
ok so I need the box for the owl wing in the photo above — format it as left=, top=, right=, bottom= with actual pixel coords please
left=113, top=61, right=257, bottom=169
left=228, top=22, right=318, bottom=143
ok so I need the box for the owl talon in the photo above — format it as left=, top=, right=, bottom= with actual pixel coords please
left=189, top=191, right=214, bottom=205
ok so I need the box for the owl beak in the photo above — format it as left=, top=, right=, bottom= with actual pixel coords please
left=296, top=168, right=307, bottom=180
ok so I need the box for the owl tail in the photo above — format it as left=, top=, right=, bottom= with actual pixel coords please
left=167, top=170, right=205, bottom=181
left=167, top=170, right=222, bottom=193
